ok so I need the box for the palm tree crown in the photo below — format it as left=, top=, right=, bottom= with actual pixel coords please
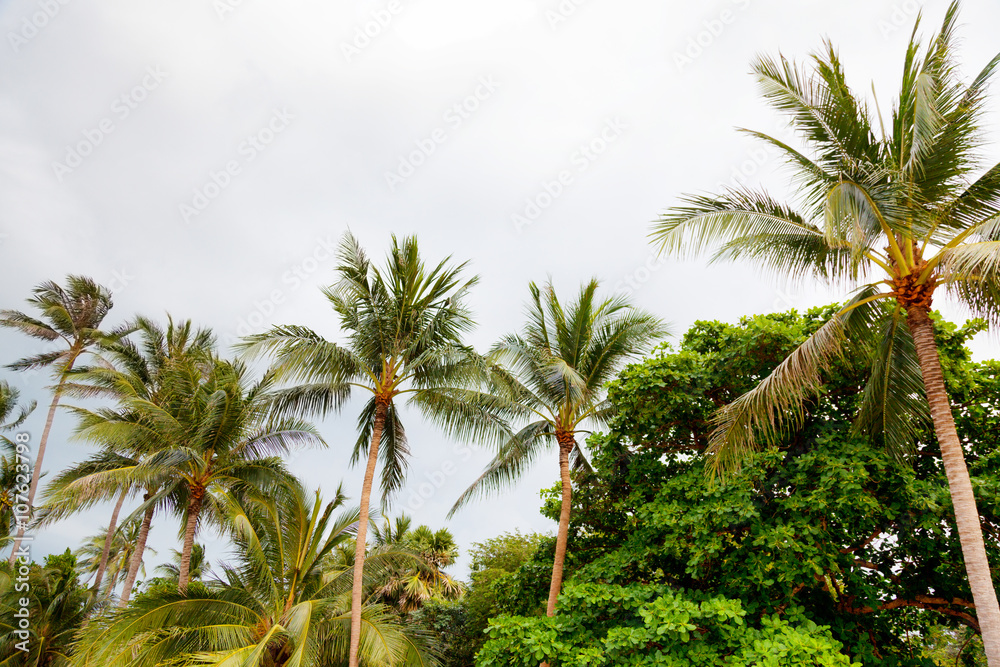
left=650, top=3, right=1000, bottom=660
left=452, top=279, right=665, bottom=616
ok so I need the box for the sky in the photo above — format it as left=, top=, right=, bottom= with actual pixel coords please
left=1, top=0, right=999, bottom=582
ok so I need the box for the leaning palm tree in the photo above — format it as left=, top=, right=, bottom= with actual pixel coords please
left=239, top=232, right=506, bottom=667
left=0, top=276, right=122, bottom=566
left=650, top=3, right=1000, bottom=660
left=40, top=316, right=214, bottom=600
left=450, top=280, right=665, bottom=617
left=71, top=483, right=437, bottom=667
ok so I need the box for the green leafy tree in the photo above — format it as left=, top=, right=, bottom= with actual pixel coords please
left=0, top=276, right=122, bottom=566
left=71, top=483, right=436, bottom=667
left=561, top=309, right=998, bottom=663
left=476, top=583, right=859, bottom=666
left=240, top=232, right=504, bottom=667
left=650, top=4, right=1000, bottom=657
left=451, top=280, right=664, bottom=617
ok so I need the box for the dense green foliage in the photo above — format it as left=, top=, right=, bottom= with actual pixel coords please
left=479, top=309, right=999, bottom=665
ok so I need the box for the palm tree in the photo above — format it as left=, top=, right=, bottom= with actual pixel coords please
left=0, top=276, right=122, bottom=566
left=71, top=354, right=324, bottom=594
left=369, top=516, right=464, bottom=613
left=239, top=232, right=505, bottom=667
left=71, top=483, right=437, bottom=667
left=0, top=381, right=34, bottom=548
left=650, top=3, right=1000, bottom=660
left=75, top=520, right=155, bottom=594
left=152, top=543, right=208, bottom=583
left=450, top=280, right=665, bottom=617
left=40, top=316, right=213, bottom=601
left=0, top=549, right=99, bottom=666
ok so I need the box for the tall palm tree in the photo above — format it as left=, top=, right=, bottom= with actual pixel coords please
left=239, top=232, right=505, bottom=667
left=71, top=354, right=324, bottom=594
left=0, top=276, right=122, bottom=566
left=650, top=3, right=1000, bottom=660
left=0, top=380, right=34, bottom=548
left=40, top=316, right=214, bottom=601
left=450, top=280, right=665, bottom=617
left=71, top=483, right=437, bottom=667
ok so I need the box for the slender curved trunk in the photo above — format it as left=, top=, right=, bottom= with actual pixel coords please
left=907, top=308, right=1000, bottom=664
left=178, top=487, right=205, bottom=593
left=7, top=379, right=65, bottom=567
left=93, top=489, right=127, bottom=593
left=546, top=432, right=575, bottom=617
left=119, top=494, right=155, bottom=608
left=348, top=399, right=388, bottom=667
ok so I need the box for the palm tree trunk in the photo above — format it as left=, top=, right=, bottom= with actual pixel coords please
left=178, top=487, right=205, bottom=593
left=7, top=381, right=64, bottom=567
left=348, top=399, right=387, bottom=667
left=907, top=308, right=1000, bottom=664
left=546, top=433, right=574, bottom=617
left=119, top=495, right=155, bottom=608
left=93, top=489, right=127, bottom=593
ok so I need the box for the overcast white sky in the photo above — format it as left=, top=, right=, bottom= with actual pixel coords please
left=2, top=0, right=999, bottom=582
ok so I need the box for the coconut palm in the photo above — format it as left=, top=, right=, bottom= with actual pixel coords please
left=239, top=232, right=505, bottom=667
left=40, top=316, right=214, bottom=601
left=450, top=280, right=665, bottom=617
left=0, top=550, right=99, bottom=666
left=650, top=3, right=1000, bottom=660
left=75, top=520, right=155, bottom=594
left=71, top=483, right=437, bottom=667
left=0, top=276, right=122, bottom=566
left=0, top=381, right=34, bottom=547
left=369, top=516, right=463, bottom=613
left=72, top=354, right=324, bottom=594
left=153, top=543, right=209, bottom=583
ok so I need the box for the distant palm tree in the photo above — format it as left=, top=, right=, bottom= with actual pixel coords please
left=650, top=3, right=1000, bottom=659
left=0, top=276, right=122, bottom=566
left=72, top=483, right=436, bottom=667
left=41, top=316, right=213, bottom=602
left=369, top=515, right=463, bottom=613
left=451, top=280, right=665, bottom=616
left=75, top=520, right=155, bottom=595
left=153, top=543, right=209, bottom=583
left=240, top=232, right=505, bottom=667
left=0, top=381, right=34, bottom=548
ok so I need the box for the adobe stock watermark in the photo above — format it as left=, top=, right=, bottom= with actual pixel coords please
left=401, top=443, right=473, bottom=513
left=222, top=235, right=339, bottom=344
left=614, top=252, right=667, bottom=298
left=341, top=0, right=404, bottom=63
left=512, top=117, right=628, bottom=233
left=876, top=0, right=919, bottom=39
left=543, top=0, right=591, bottom=30
left=714, top=144, right=772, bottom=192
left=672, top=0, right=750, bottom=72
left=11, top=431, right=33, bottom=654
left=178, top=108, right=294, bottom=224
left=7, top=0, right=71, bottom=53
left=213, top=0, right=251, bottom=20
left=51, top=66, right=168, bottom=183
left=384, top=76, right=500, bottom=192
